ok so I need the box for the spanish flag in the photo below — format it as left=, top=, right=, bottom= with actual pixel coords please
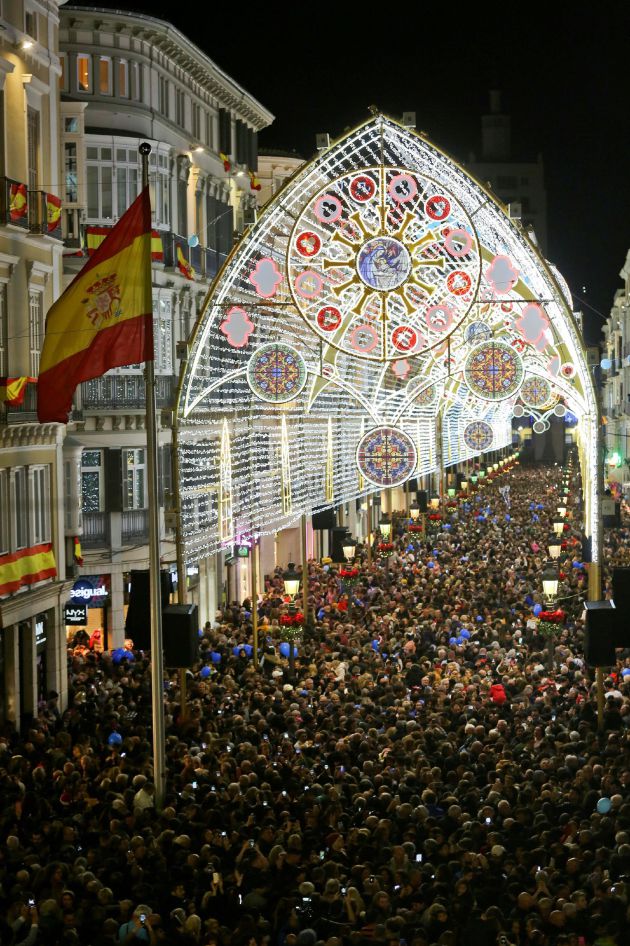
left=47, top=193, right=62, bottom=233
left=37, top=188, right=153, bottom=424
left=219, top=152, right=231, bottom=172
left=73, top=536, right=84, bottom=567
left=176, top=244, right=195, bottom=281
left=0, top=543, right=57, bottom=596
left=9, top=182, right=27, bottom=221
left=248, top=170, right=261, bottom=192
left=0, top=376, right=35, bottom=406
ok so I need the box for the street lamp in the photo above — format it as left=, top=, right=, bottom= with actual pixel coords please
left=409, top=500, right=420, bottom=521
left=342, top=537, right=357, bottom=561
left=542, top=564, right=559, bottom=603
left=552, top=518, right=565, bottom=536
left=379, top=515, right=392, bottom=540
left=557, top=504, right=567, bottom=518
left=447, top=487, right=456, bottom=498
left=429, top=495, right=440, bottom=510
left=460, top=479, right=468, bottom=492
left=548, top=536, right=562, bottom=560
left=470, top=474, right=478, bottom=484
left=283, top=562, right=301, bottom=597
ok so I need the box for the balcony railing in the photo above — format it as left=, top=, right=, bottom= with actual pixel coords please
left=82, top=511, right=110, bottom=549
left=0, top=381, right=38, bottom=424
left=28, top=190, right=62, bottom=238
left=80, top=373, right=176, bottom=411
left=1, top=178, right=29, bottom=229
left=122, top=508, right=149, bottom=543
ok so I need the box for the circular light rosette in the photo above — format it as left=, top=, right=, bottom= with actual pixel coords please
left=356, top=425, right=417, bottom=488
left=520, top=375, right=553, bottom=409
left=463, top=420, right=494, bottom=452
left=247, top=343, right=307, bottom=403
left=464, top=340, right=524, bottom=401
left=287, top=168, right=481, bottom=360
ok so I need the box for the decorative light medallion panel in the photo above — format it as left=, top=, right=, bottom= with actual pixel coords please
left=177, top=116, right=597, bottom=561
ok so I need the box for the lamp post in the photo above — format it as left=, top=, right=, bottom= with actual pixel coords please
left=342, top=536, right=357, bottom=562
left=548, top=536, right=562, bottom=560
left=542, top=563, right=559, bottom=603
left=409, top=500, right=420, bottom=522
left=379, top=515, right=392, bottom=540
left=541, top=563, right=560, bottom=669
left=282, top=562, right=301, bottom=678
left=552, top=518, right=565, bottom=537
left=557, top=504, right=567, bottom=518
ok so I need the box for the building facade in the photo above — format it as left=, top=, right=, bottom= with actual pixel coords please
left=0, top=0, right=68, bottom=729
left=57, top=6, right=273, bottom=652
left=467, top=91, right=548, bottom=254
left=601, top=249, right=630, bottom=487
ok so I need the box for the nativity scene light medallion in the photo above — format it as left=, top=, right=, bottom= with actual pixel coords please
left=356, top=425, right=417, bottom=487
left=287, top=169, right=481, bottom=361
left=246, top=343, right=307, bottom=403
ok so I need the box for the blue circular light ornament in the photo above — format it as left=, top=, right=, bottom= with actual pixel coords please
left=622, top=668, right=630, bottom=677
left=505, top=514, right=511, bottom=521
left=532, top=514, right=539, bottom=522
left=456, top=636, right=465, bottom=645
left=279, top=642, right=297, bottom=658
left=476, top=615, right=483, bottom=622
left=233, top=644, right=248, bottom=656
left=449, top=637, right=458, bottom=645
left=211, top=651, right=222, bottom=663
left=200, top=665, right=211, bottom=679
left=597, top=797, right=612, bottom=814
left=533, top=604, right=543, bottom=616
left=572, top=561, right=582, bottom=569
left=371, top=639, right=380, bottom=650
left=108, top=732, right=122, bottom=747
left=460, top=629, right=470, bottom=639
left=427, top=561, right=435, bottom=569
left=243, top=644, right=253, bottom=657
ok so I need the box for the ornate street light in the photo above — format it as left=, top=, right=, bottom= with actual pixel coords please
left=542, top=564, right=559, bottom=603
left=409, top=501, right=420, bottom=521
left=460, top=479, right=468, bottom=492
left=447, top=487, right=456, bottom=498
left=342, top=537, right=357, bottom=561
left=429, top=495, right=440, bottom=510
left=552, top=518, right=565, bottom=536
left=379, top=515, right=392, bottom=540
left=283, top=562, right=301, bottom=598
left=557, top=504, right=567, bottom=518
left=548, top=536, right=562, bottom=560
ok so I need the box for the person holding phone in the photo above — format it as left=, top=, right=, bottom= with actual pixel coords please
left=118, top=905, right=156, bottom=944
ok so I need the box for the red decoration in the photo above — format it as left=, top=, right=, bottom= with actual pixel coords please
left=428, top=513, right=442, bottom=521
left=538, top=609, right=566, bottom=624
left=280, top=612, right=304, bottom=627
left=377, top=542, right=394, bottom=552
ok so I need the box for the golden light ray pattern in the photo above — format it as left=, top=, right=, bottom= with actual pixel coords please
left=177, top=115, right=599, bottom=563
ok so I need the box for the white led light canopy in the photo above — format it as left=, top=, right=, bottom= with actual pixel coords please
left=175, top=114, right=599, bottom=573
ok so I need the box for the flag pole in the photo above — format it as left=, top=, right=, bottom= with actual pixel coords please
left=140, top=142, right=167, bottom=809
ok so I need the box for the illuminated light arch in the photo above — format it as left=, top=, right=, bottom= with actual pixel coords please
left=176, top=114, right=599, bottom=565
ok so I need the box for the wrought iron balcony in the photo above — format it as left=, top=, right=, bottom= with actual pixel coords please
left=0, top=177, right=29, bottom=229
left=122, top=508, right=149, bottom=543
left=80, top=373, right=176, bottom=411
left=0, top=381, right=38, bottom=424
left=82, top=511, right=111, bottom=548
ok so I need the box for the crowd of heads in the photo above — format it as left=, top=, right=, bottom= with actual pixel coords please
left=2, top=459, right=630, bottom=946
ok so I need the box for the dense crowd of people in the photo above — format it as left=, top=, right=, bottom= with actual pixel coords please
left=2, top=460, right=630, bottom=946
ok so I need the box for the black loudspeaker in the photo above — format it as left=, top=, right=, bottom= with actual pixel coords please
left=125, top=570, right=173, bottom=649
left=612, top=568, right=630, bottom=613
left=407, top=478, right=418, bottom=492
left=418, top=490, right=428, bottom=513
left=584, top=601, right=619, bottom=666
left=312, top=508, right=336, bottom=530
left=163, top=604, right=199, bottom=668
left=330, top=527, right=351, bottom=562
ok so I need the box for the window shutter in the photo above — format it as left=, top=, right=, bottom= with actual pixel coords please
left=104, top=449, right=123, bottom=512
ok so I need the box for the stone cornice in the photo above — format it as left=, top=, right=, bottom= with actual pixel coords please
left=61, top=6, right=274, bottom=130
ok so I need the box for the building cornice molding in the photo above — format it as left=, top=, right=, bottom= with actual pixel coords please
left=61, top=6, right=274, bottom=130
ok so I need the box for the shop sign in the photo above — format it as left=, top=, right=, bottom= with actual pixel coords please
left=69, top=575, right=110, bottom=603
left=35, top=617, right=47, bottom=649
left=65, top=603, right=88, bottom=625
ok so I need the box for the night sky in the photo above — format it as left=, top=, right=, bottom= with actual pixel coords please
left=79, top=3, right=629, bottom=344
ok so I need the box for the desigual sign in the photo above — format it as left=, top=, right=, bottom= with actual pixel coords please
left=69, top=576, right=110, bottom=602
